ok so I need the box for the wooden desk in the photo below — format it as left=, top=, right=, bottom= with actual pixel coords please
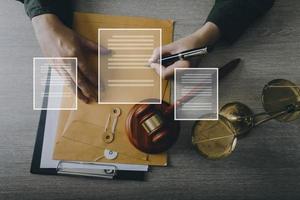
left=0, top=0, right=299, bottom=199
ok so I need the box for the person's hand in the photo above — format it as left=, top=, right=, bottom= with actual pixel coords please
left=149, top=33, right=202, bottom=79
left=149, top=22, right=220, bottom=79
left=32, top=14, right=110, bottom=103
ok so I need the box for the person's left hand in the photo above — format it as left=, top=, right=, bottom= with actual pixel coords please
left=32, top=14, right=111, bottom=103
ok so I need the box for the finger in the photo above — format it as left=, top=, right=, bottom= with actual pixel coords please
left=78, top=35, right=97, bottom=52
left=148, top=44, right=175, bottom=63
left=65, top=57, right=96, bottom=101
left=69, top=78, right=89, bottom=103
left=79, top=35, right=111, bottom=55
left=77, top=56, right=98, bottom=87
left=77, top=69, right=98, bottom=102
left=99, top=45, right=111, bottom=55
left=150, top=60, right=190, bottom=79
left=66, top=67, right=94, bottom=102
left=77, top=88, right=90, bottom=103
left=150, top=63, right=161, bottom=76
left=52, top=66, right=90, bottom=103
left=52, top=66, right=66, bottom=77
left=148, top=47, right=161, bottom=63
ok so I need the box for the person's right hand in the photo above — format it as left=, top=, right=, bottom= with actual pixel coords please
left=32, top=14, right=110, bottom=103
left=148, top=22, right=220, bottom=79
left=149, top=33, right=203, bottom=79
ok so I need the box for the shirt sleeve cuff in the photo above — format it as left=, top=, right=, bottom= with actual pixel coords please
left=25, top=6, right=51, bottom=19
left=23, top=0, right=73, bottom=27
left=206, top=2, right=246, bottom=44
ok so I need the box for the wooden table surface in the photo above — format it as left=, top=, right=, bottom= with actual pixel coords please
left=0, top=0, right=299, bottom=199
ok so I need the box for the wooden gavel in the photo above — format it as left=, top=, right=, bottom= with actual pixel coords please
left=125, top=58, right=241, bottom=154
left=126, top=99, right=180, bottom=154
left=125, top=79, right=217, bottom=154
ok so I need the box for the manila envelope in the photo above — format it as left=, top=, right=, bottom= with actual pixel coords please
left=53, top=12, right=174, bottom=166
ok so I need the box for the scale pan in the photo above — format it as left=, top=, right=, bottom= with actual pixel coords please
left=262, top=79, right=300, bottom=122
left=192, top=115, right=237, bottom=160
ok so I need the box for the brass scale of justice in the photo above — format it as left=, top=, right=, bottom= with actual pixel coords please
left=102, top=47, right=300, bottom=159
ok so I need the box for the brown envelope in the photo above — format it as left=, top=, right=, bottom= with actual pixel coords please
left=53, top=12, right=174, bottom=166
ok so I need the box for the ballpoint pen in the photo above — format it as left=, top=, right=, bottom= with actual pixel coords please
left=161, top=46, right=214, bottom=66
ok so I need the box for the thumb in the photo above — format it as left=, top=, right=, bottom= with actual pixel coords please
left=148, top=47, right=161, bottom=64
left=79, top=36, right=111, bottom=55
left=150, top=63, right=165, bottom=79
left=79, top=36, right=97, bottom=52
left=99, top=45, right=111, bottom=55
left=149, top=44, right=175, bottom=64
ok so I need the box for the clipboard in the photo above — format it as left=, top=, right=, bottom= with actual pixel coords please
left=30, top=71, right=146, bottom=180
left=31, top=12, right=174, bottom=179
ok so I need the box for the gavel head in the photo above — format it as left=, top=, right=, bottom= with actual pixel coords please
left=125, top=100, right=180, bottom=154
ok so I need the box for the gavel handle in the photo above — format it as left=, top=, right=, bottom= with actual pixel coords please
left=163, top=86, right=201, bottom=116
left=163, top=59, right=241, bottom=116
left=152, top=130, right=168, bottom=143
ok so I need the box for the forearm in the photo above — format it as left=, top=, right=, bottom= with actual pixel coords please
left=191, top=22, right=221, bottom=47
left=32, top=14, right=58, bottom=30
left=32, top=14, right=64, bottom=55
left=206, top=0, right=275, bottom=43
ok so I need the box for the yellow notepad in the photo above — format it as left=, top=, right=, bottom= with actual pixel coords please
left=53, top=12, right=174, bottom=166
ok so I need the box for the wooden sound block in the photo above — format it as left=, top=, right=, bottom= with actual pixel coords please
left=126, top=101, right=180, bottom=154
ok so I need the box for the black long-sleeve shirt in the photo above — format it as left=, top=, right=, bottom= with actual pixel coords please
left=17, top=0, right=274, bottom=43
left=207, top=0, right=274, bottom=43
left=17, top=0, right=73, bottom=27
